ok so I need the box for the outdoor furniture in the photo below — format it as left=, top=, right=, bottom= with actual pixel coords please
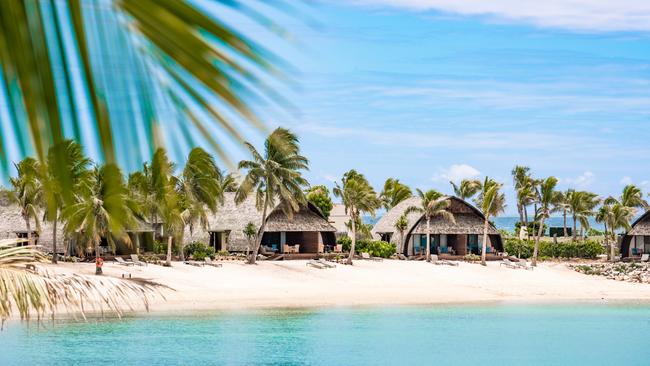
left=115, top=257, right=134, bottom=266
left=204, top=257, right=223, bottom=267
left=131, top=254, right=147, bottom=266
left=431, top=254, right=459, bottom=266
left=283, top=244, right=290, bottom=253
left=500, top=258, right=518, bottom=269
left=316, top=258, right=336, bottom=268
left=515, top=259, right=534, bottom=271
left=306, top=259, right=327, bottom=269
left=334, top=244, right=343, bottom=253
left=640, top=254, right=649, bottom=262
left=184, top=260, right=204, bottom=267
left=292, top=245, right=300, bottom=254
left=361, top=252, right=382, bottom=261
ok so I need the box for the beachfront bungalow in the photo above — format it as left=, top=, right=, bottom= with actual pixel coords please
left=0, top=204, right=61, bottom=252
left=188, top=192, right=337, bottom=256
left=328, top=203, right=351, bottom=238
left=620, top=211, right=650, bottom=258
left=371, top=196, right=503, bottom=257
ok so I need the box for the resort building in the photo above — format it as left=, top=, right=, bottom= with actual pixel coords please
left=328, top=203, right=351, bottom=237
left=189, top=193, right=338, bottom=255
left=371, top=196, right=503, bottom=257
left=620, top=211, right=650, bottom=258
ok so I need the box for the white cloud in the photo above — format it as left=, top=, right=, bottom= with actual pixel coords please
left=620, top=176, right=633, bottom=185
left=432, top=164, right=481, bottom=182
left=349, top=0, right=650, bottom=32
left=563, top=171, right=595, bottom=188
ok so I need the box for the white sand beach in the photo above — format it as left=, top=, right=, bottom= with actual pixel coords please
left=39, top=259, right=650, bottom=315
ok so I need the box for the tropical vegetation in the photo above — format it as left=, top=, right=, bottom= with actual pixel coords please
left=474, top=177, right=506, bottom=265
left=405, top=189, right=455, bottom=262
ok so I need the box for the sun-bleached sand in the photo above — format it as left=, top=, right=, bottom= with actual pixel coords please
left=39, top=259, right=650, bottom=315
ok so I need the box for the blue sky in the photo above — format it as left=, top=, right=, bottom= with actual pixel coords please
left=216, top=0, right=650, bottom=215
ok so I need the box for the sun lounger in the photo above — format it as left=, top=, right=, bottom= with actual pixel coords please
left=431, top=254, right=459, bottom=266
left=204, top=257, right=223, bottom=267
left=184, top=260, right=204, bottom=267
left=515, top=259, right=534, bottom=270
left=316, top=258, right=336, bottom=268
left=130, top=254, right=146, bottom=266
left=361, top=252, right=383, bottom=261
left=115, top=257, right=134, bottom=266
left=306, top=259, right=327, bottom=269
left=500, top=258, right=518, bottom=269
left=640, top=254, right=649, bottom=262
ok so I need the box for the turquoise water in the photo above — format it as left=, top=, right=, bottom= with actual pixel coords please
left=2, top=305, right=650, bottom=365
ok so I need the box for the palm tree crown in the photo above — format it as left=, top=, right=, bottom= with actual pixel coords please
left=450, top=179, right=482, bottom=201
left=405, top=189, right=455, bottom=262
left=380, top=178, right=412, bottom=210
left=474, top=177, right=506, bottom=265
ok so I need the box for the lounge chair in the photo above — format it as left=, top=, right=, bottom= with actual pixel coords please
left=306, top=259, right=327, bottom=269
left=184, top=260, right=204, bottom=267
left=640, top=254, right=649, bottom=262
left=115, top=257, right=134, bottom=266
left=361, top=252, right=383, bottom=261
left=515, top=259, right=534, bottom=270
left=316, top=258, right=336, bottom=268
left=500, top=258, right=518, bottom=269
left=204, top=257, right=223, bottom=267
left=130, top=254, right=146, bottom=266
left=431, top=254, right=459, bottom=266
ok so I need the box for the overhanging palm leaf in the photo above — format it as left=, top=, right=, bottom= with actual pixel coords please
left=0, top=0, right=290, bottom=184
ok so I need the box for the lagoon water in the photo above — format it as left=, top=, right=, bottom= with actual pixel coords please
left=2, top=305, right=650, bottom=365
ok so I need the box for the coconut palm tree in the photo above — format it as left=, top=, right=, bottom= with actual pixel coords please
left=218, top=170, right=239, bottom=193
left=405, top=189, right=455, bottom=262
left=596, top=202, right=634, bottom=262
left=7, top=158, right=42, bottom=246
left=236, top=128, right=309, bottom=264
left=620, top=184, right=648, bottom=212
left=61, top=164, right=137, bottom=273
left=394, top=214, right=409, bottom=254
left=567, top=190, right=600, bottom=241
left=554, top=190, right=571, bottom=238
left=531, top=177, right=559, bottom=266
left=380, top=178, right=412, bottom=210
left=41, top=140, right=92, bottom=263
left=243, top=222, right=257, bottom=257
left=0, top=1, right=288, bottom=182
left=512, top=165, right=532, bottom=225
left=176, top=147, right=223, bottom=259
left=474, top=177, right=506, bottom=266
left=0, top=243, right=160, bottom=326
left=334, top=171, right=380, bottom=264
left=449, top=179, right=482, bottom=201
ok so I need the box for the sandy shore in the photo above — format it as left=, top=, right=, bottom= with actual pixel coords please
left=39, top=259, right=650, bottom=315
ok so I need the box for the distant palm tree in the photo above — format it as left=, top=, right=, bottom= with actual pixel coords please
left=218, top=170, right=239, bottom=193
left=243, top=222, right=257, bottom=257
left=567, top=190, right=600, bottom=241
left=531, top=177, right=559, bottom=266
left=334, top=170, right=381, bottom=265
left=41, top=140, right=91, bottom=263
left=511, top=165, right=532, bottom=226
left=474, top=177, right=506, bottom=266
left=554, top=190, right=571, bottom=238
left=394, top=214, right=409, bottom=254
left=405, top=189, right=455, bottom=262
left=236, top=128, right=309, bottom=264
left=7, top=158, right=42, bottom=246
left=0, top=243, right=160, bottom=325
left=620, top=184, right=648, bottom=212
left=177, top=147, right=223, bottom=258
left=61, top=164, right=136, bottom=272
left=449, top=179, right=482, bottom=201
left=380, top=178, right=412, bottom=210
left=598, top=197, right=635, bottom=261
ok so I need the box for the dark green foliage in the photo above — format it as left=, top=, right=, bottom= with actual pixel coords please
left=515, top=221, right=548, bottom=236
left=183, top=241, right=215, bottom=260
left=504, top=238, right=604, bottom=259
left=339, top=237, right=395, bottom=258
left=306, top=185, right=333, bottom=219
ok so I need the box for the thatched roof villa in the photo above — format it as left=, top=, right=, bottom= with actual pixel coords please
left=372, top=196, right=503, bottom=257
left=620, top=211, right=650, bottom=258
left=188, top=192, right=337, bottom=255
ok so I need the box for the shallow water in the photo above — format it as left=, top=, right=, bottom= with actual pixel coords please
left=2, top=305, right=649, bottom=365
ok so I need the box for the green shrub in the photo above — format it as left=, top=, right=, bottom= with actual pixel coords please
left=339, top=237, right=395, bottom=258
left=216, top=250, right=230, bottom=257
left=504, top=238, right=604, bottom=259
left=184, top=241, right=215, bottom=260
left=464, top=253, right=480, bottom=262
left=337, top=236, right=352, bottom=251
left=515, top=221, right=548, bottom=236
left=152, top=240, right=166, bottom=254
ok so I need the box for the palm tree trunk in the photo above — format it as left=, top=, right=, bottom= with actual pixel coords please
left=481, top=217, right=489, bottom=266
left=603, top=222, right=609, bottom=261
left=517, top=203, right=524, bottom=226
left=572, top=215, right=577, bottom=241
left=399, top=232, right=404, bottom=255
left=347, top=211, right=357, bottom=265
left=135, top=233, right=140, bottom=255
left=249, top=197, right=269, bottom=265
left=610, top=225, right=616, bottom=263
left=523, top=205, right=528, bottom=227
left=95, top=238, right=102, bottom=275
left=425, top=217, right=431, bottom=262
left=563, top=209, right=568, bottom=237
left=165, top=235, right=173, bottom=266
left=25, top=217, right=32, bottom=246
left=51, top=217, right=58, bottom=264
left=532, top=217, right=546, bottom=266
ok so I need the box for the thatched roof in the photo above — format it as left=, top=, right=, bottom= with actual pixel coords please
left=193, top=192, right=336, bottom=251
left=626, top=210, right=650, bottom=236
left=372, top=196, right=498, bottom=240
left=0, top=204, right=63, bottom=252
